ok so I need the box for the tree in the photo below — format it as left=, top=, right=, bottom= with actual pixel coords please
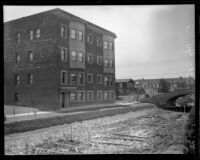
left=158, top=79, right=170, bottom=92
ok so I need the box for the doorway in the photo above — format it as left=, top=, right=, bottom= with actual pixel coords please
left=60, top=92, right=70, bottom=108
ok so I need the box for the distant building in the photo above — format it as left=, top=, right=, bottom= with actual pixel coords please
left=116, top=79, right=135, bottom=96
left=136, top=77, right=195, bottom=97
left=4, top=8, right=117, bottom=110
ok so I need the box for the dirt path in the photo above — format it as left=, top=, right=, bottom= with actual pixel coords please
left=5, top=108, right=187, bottom=154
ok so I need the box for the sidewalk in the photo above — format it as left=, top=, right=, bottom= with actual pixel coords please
left=5, top=101, right=153, bottom=124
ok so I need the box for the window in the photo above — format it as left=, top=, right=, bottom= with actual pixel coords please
left=87, top=34, right=93, bottom=43
left=16, top=54, right=20, bottom=64
left=70, top=92, right=76, bottom=102
left=104, top=92, right=109, bottom=100
left=110, top=91, right=114, bottom=99
left=87, top=54, right=93, bottom=63
left=103, top=41, right=108, bottom=49
left=110, top=60, right=114, bottom=68
left=109, top=42, right=113, bottom=50
left=119, top=83, right=123, bottom=88
left=35, top=29, right=40, bottom=38
left=110, top=77, right=114, bottom=86
left=78, top=73, right=84, bottom=85
left=61, top=25, right=67, bottom=38
left=87, top=74, right=93, bottom=83
left=97, top=91, right=103, bottom=101
left=15, top=75, right=20, bottom=85
left=104, top=77, right=109, bottom=86
left=14, top=93, right=20, bottom=102
left=97, top=56, right=102, bottom=65
left=17, top=33, right=20, bottom=43
left=71, top=29, right=76, bottom=40
left=97, top=75, right=102, bottom=84
left=27, top=73, right=33, bottom=85
left=96, top=37, right=101, bottom=46
left=78, top=31, right=83, bottom=41
left=71, top=51, right=77, bottom=62
left=29, top=51, right=33, bottom=62
left=30, top=30, right=34, bottom=40
left=87, top=91, right=93, bottom=101
left=61, top=71, right=67, bottom=84
left=61, top=48, right=67, bottom=61
left=78, top=52, right=84, bottom=63
left=104, top=59, right=109, bottom=68
left=78, top=92, right=85, bottom=101
left=70, top=73, right=77, bottom=85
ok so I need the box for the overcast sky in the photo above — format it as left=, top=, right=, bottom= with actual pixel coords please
left=3, top=5, right=195, bottom=80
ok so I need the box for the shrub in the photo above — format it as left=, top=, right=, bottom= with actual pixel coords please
left=183, top=105, right=195, bottom=154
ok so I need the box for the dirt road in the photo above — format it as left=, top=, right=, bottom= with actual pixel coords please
left=5, top=108, right=188, bottom=154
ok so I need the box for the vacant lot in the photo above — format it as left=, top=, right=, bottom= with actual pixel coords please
left=5, top=108, right=187, bottom=154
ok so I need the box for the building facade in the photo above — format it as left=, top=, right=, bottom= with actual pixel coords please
left=116, top=79, right=135, bottom=96
left=137, top=77, right=195, bottom=97
left=4, top=8, right=117, bottom=110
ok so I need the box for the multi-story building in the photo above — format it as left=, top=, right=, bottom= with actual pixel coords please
left=137, top=77, right=195, bottom=97
left=4, top=8, right=117, bottom=110
left=115, top=79, right=135, bottom=96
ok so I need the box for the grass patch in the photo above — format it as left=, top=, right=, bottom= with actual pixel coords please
left=5, top=105, right=154, bottom=135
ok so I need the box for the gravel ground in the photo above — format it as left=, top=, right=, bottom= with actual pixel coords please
left=4, top=108, right=187, bottom=154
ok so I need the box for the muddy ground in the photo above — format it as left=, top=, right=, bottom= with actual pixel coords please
left=5, top=108, right=188, bottom=154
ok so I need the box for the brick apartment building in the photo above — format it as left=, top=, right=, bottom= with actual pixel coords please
left=4, top=8, right=117, bottom=110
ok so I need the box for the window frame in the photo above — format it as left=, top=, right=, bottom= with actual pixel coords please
left=87, top=91, right=93, bottom=101
left=15, top=74, right=20, bottom=86
left=77, top=73, right=84, bottom=85
left=87, top=74, right=93, bottom=83
left=35, top=29, right=40, bottom=39
left=78, top=52, right=84, bottom=63
left=29, top=51, right=33, bottom=62
left=70, top=73, right=77, bottom=85
left=17, top=33, right=21, bottom=43
left=71, top=51, right=77, bottom=62
left=110, top=59, right=114, bottom=68
left=104, top=59, right=109, bottom=68
left=60, top=47, right=68, bottom=62
left=96, top=37, right=101, bottom=46
left=97, top=75, right=102, bottom=84
left=70, top=92, right=77, bottom=102
left=97, top=91, right=103, bottom=101
left=103, top=41, right=108, bottom=50
left=97, top=56, right=102, bottom=65
left=87, top=54, right=93, bottom=64
left=104, top=76, right=109, bottom=86
left=30, top=30, right=34, bottom=40
left=61, top=71, right=68, bottom=85
left=87, top=34, right=93, bottom=43
left=78, top=91, right=85, bottom=101
left=109, top=42, right=113, bottom=50
left=71, top=29, right=76, bottom=40
left=14, top=93, right=20, bottom=103
left=78, top=30, right=83, bottom=41
left=104, top=91, right=109, bottom=100
left=61, top=24, right=68, bottom=39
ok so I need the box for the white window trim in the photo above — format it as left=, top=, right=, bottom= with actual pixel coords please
left=60, top=47, right=68, bottom=62
left=77, top=91, right=85, bottom=102
left=29, top=51, right=33, bottom=62
left=104, top=91, right=109, bottom=100
left=61, top=24, right=67, bottom=39
left=78, top=51, right=84, bottom=63
left=87, top=74, right=93, bottom=83
left=35, top=29, right=40, bottom=39
left=78, top=30, right=84, bottom=41
left=109, top=91, right=114, bottom=100
left=71, top=51, right=77, bottom=62
left=70, top=92, right=77, bottom=102
left=61, top=70, right=68, bottom=85
left=87, top=54, right=93, bottom=64
left=103, top=41, right=108, bottom=50
left=96, top=37, right=101, bottom=46
left=97, top=91, right=103, bottom=101
left=30, top=30, right=34, bottom=40
left=71, top=29, right=76, bottom=40
left=104, top=76, right=109, bottom=86
left=87, top=91, right=93, bottom=101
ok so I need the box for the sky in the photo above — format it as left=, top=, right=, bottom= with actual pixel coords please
left=3, top=5, right=195, bottom=80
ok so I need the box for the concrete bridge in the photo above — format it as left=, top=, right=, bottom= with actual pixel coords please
left=140, top=88, right=194, bottom=107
